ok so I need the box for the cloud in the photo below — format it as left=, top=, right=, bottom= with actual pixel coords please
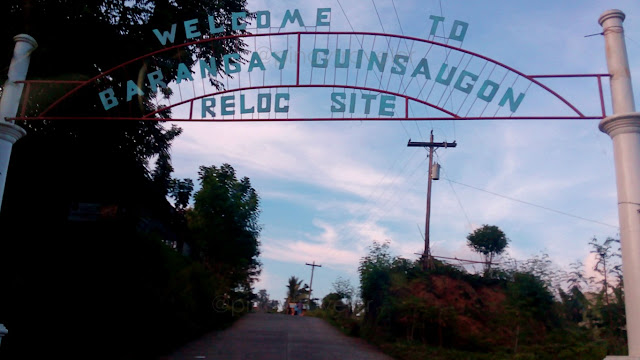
left=261, top=219, right=363, bottom=268
left=159, top=0, right=636, bottom=303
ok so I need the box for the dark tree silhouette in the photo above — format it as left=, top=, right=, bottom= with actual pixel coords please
left=0, top=1, right=252, bottom=359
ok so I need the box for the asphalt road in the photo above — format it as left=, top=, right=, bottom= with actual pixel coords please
left=160, top=312, right=394, bottom=360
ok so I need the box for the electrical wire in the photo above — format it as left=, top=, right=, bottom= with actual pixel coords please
left=390, top=0, right=424, bottom=138
left=437, top=158, right=473, bottom=231
left=336, top=149, right=427, bottom=245
left=370, top=0, right=413, bottom=138
left=443, top=177, right=619, bottom=229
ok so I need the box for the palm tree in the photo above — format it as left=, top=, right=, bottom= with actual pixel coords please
left=284, top=276, right=310, bottom=313
left=286, top=276, right=303, bottom=304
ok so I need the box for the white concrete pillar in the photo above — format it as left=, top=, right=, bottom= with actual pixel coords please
left=0, top=34, right=37, bottom=211
left=0, top=323, right=6, bottom=347
left=599, top=9, right=640, bottom=360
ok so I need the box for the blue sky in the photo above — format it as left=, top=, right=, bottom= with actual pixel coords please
left=163, top=0, right=640, bottom=305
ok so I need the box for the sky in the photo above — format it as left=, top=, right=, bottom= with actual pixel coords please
left=160, top=0, right=640, bottom=305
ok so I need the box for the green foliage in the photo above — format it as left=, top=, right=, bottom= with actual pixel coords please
left=1, top=0, right=251, bottom=221
left=466, top=224, right=509, bottom=272
left=322, top=292, right=349, bottom=313
left=255, top=289, right=279, bottom=312
left=566, top=260, right=593, bottom=292
left=169, top=178, right=195, bottom=211
left=580, top=237, right=627, bottom=355
left=589, top=237, right=621, bottom=301
left=507, top=272, right=555, bottom=322
left=352, top=238, right=628, bottom=360
left=188, top=163, right=262, bottom=293
left=383, top=341, right=513, bottom=360
left=358, top=241, right=394, bottom=324
left=284, top=276, right=308, bottom=306
left=1, top=0, right=252, bottom=88
left=332, top=276, right=356, bottom=302
left=558, top=286, right=589, bottom=323
left=152, top=125, right=183, bottom=195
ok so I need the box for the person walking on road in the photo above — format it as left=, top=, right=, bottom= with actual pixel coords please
left=297, top=301, right=303, bottom=316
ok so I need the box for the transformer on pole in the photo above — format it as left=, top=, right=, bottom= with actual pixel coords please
left=408, top=131, right=457, bottom=268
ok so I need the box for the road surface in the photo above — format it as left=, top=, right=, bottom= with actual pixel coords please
left=160, top=312, right=394, bottom=360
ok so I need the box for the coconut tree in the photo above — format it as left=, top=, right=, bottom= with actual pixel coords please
left=284, top=276, right=309, bottom=313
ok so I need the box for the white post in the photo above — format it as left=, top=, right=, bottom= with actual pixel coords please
left=0, top=323, right=7, bottom=347
left=0, top=34, right=37, bottom=211
left=599, top=10, right=640, bottom=360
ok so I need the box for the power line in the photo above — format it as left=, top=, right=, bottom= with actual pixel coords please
left=336, top=149, right=425, bottom=245
left=438, top=163, right=473, bottom=231
left=369, top=0, right=413, bottom=139
left=444, top=178, right=619, bottom=229
left=390, top=0, right=424, bottom=139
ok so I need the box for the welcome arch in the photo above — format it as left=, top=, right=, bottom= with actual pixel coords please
left=13, top=31, right=606, bottom=122
left=1, top=9, right=640, bottom=359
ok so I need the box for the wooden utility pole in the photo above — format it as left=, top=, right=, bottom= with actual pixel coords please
left=305, top=261, right=322, bottom=309
left=407, top=131, right=457, bottom=268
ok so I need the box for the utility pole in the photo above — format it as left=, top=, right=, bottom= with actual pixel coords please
left=407, top=131, right=457, bottom=268
left=305, top=261, right=322, bottom=309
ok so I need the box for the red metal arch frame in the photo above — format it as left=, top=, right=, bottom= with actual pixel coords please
left=11, top=31, right=611, bottom=122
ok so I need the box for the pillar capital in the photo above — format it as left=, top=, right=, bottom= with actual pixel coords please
left=0, top=121, right=26, bottom=144
left=13, top=34, right=38, bottom=50
left=599, top=112, right=640, bottom=138
left=599, top=9, right=625, bottom=26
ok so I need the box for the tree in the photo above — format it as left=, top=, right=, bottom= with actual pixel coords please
left=169, top=178, right=195, bottom=212
left=519, top=252, right=568, bottom=293
left=566, top=260, right=593, bottom=292
left=1, top=0, right=252, bottom=89
left=0, top=1, right=253, bottom=359
left=558, top=286, right=589, bottom=324
left=152, top=125, right=183, bottom=196
left=322, top=293, right=349, bottom=314
left=560, top=260, right=593, bottom=325
left=256, top=289, right=270, bottom=312
left=188, top=164, right=261, bottom=292
left=1, top=0, right=252, bottom=220
left=589, top=237, right=620, bottom=306
left=284, top=276, right=308, bottom=306
left=466, top=224, right=509, bottom=273
left=332, top=276, right=355, bottom=314
left=358, top=241, right=394, bottom=321
left=506, top=272, right=556, bottom=352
